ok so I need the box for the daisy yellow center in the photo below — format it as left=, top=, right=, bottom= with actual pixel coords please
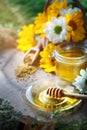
left=68, top=20, right=77, bottom=30
left=54, top=26, right=62, bottom=34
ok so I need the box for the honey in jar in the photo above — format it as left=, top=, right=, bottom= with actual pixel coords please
left=53, top=42, right=87, bottom=82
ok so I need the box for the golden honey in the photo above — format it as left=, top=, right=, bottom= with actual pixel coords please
left=22, top=85, right=82, bottom=112
left=54, top=43, right=87, bottom=82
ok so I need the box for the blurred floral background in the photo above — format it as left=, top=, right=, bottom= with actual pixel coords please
left=0, top=0, right=87, bottom=31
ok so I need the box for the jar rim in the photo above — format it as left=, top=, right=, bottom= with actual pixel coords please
left=53, top=50, right=87, bottom=65
left=54, top=50, right=87, bottom=60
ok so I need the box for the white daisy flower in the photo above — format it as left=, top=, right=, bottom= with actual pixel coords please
left=73, top=68, right=87, bottom=93
left=43, top=16, right=68, bottom=44
left=60, top=7, right=81, bottom=16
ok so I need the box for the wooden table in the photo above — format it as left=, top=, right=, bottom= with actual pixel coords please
left=0, top=47, right=87, bottom=122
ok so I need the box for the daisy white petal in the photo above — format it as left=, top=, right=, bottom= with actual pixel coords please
left=44, top=16, right=68, bottom=44
left=60, top=7, right=81, bottom=16
left=73, top=68, right=87, bottom=93
left=80, top=69, right=86, bottom=77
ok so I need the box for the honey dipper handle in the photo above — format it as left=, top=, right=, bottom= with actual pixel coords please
left=64, top=92, right=87, bottom=99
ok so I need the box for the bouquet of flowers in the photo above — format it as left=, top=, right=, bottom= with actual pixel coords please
left=16, top=0, right=87, bottom=73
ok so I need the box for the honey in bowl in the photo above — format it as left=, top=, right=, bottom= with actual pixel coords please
left=53, top=42, right=87, bottom=82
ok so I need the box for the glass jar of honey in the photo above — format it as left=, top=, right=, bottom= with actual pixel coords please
left=53, top=42, right=87, bottom=82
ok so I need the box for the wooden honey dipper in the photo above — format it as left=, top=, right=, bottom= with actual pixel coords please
left=46, top=87, right=87, bottom=99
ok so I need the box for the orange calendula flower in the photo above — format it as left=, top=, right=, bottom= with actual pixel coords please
left=17, top=24, right=36, bottom=52
left=65, top=11, right=86, bottom=42
left=40, top=43, right=56, bottom=72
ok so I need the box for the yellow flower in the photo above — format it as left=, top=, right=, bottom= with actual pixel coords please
left=34, top=12, right=47, bottom=35
left=17, top=24, right=36, bottom=52
left=47, top=0, right=67, bottom=20
left=34, top=0, right=68, bottom=37
left=65, top=11, right=86, bottom=42
left=40, top=43, right=56, bottom=72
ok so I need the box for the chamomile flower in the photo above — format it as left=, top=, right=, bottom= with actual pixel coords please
left=73, top=68, right=87, bottom=93
left=60, top=7, right=81, bottom=16
left=43, top=16, right=68, bottom=44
